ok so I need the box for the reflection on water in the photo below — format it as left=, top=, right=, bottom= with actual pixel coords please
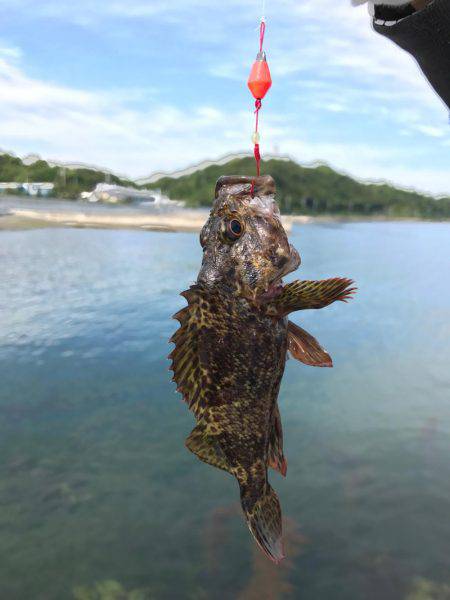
left=0, top=224, right=449, bottom=599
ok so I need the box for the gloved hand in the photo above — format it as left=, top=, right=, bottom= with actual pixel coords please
left=352, top=0, right=449, bottom=109
left=352, top=0, right=431, bottom=7
left=352, top=0, right=411, bottom=4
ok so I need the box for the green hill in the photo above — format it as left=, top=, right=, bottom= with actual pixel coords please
left=0, top=153, right=136, bottom=199
left=2, top=152, right=449, bottom=219
left=145, top=157, right=450, bottom=220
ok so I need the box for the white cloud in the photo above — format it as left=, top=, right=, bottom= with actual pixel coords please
left=0, top=1, right=448, bottom=195
left=415, top=125, right=447, bottom=138
left=0, top=48, right=448, bottom=196
left=0, top=50, right=249, bottom=175
left=206, top=0, right=449, bottom=141
left=0, top=45, right=22, bottom=59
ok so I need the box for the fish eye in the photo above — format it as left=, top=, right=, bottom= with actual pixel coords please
left=225, top=218, right=244, bottom=241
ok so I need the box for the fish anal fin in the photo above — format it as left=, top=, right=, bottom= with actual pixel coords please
left=185, top=422, right=231, bottom=474
left=268, top=405, right=287, bottom=477
left=267, top=456, right=287, bottom=477
left=268, top=455, right=287, bottom=477
left=288, top=321, right=333, bottom=368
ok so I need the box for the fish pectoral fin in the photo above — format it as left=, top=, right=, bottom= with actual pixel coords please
left=269, top=278, right=356, bottom=316
left=268, top=405, right=287, bottom=477
left=185, top=422, right=232, bottom=474
left=288, top=320, right=333, bottom=368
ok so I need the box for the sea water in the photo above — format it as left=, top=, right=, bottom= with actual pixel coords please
left=0, top=223, right=449, bottom=599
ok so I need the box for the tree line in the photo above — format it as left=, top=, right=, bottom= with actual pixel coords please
left=146, top=157, right=450, bottom=220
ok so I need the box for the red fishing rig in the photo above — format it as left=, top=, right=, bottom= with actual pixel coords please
left=247, top=18, right=272, bottom=196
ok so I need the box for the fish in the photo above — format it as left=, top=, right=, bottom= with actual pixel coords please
left=169, top=175, right=355, bottom=563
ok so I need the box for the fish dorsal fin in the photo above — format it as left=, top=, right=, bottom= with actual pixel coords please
left=268, top=404, right=287, bottom=476
left=288, top=321, right=333, bottom=368
left=169, top=284, right=213, bottom=419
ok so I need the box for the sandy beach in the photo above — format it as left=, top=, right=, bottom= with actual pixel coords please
left=0, top=197, right=432, bottom=232
left=0, top=196, right=300, bottom=233
left=3, top=207, right=213, bottom=233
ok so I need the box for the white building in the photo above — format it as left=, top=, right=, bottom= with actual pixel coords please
left=81, top=183, right=182, bottom=206
left=0, top=182, right=22, bottom=193
left=0, top=182, right=54, bottom=196
left=23, top=182, right=54, bottom=196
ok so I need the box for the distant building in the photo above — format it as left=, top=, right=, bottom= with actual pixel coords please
left=80, top=183, right=183, bottom=206
left=0, top=182, right=22, bottom=193
left=0, top=182, right=54, bottom=196
left=23, top=182, right=54, bottom=196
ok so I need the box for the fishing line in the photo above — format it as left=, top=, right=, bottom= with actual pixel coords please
left=247, top=5, right=272, bottom=196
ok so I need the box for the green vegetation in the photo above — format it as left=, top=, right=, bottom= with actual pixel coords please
left=405, top=578, right=450, bottom=600
left=73, top=580, right=153, bottom=600
left=0, top=153, right=136, bottom=199
left=3, top=152, right=449, bottom=219
left=145, top=157, right=450, bottom=219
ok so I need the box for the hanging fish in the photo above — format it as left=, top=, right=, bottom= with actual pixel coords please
left=169, top=175, right=355, bottom=563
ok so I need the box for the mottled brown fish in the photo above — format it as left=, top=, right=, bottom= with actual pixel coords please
left=169, top=175, right=355, bottom=563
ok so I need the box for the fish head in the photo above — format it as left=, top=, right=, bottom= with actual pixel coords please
left=198, top=175, right=300, bottom=302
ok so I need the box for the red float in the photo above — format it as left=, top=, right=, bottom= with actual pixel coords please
left=247, top=20, right=272, bottom=191
left=248, top=51, right=272, bottom=100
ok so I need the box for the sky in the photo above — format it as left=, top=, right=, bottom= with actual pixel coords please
left=0, top=0, right=449, bottom=195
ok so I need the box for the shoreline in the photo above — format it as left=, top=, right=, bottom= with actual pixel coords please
left=0, top=199, right=446, bottom=233
left=2, top=208, right=213, bottom=233
left=0, top=202, right=298, bottom=233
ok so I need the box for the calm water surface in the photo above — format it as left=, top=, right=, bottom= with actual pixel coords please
left=0, top=223, right=449, bottom=600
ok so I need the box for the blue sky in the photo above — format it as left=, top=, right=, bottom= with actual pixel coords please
left=0, top=0, right=449, bottom=195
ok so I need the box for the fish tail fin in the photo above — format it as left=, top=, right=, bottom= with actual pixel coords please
left=241, top=484, right=285, bottom=564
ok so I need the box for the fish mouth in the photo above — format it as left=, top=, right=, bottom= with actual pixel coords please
left=258, top=277, right=284, bottom=302
left=257, top=245, right=300, bottom=303
left=285, top=244, right=301, bottom=276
